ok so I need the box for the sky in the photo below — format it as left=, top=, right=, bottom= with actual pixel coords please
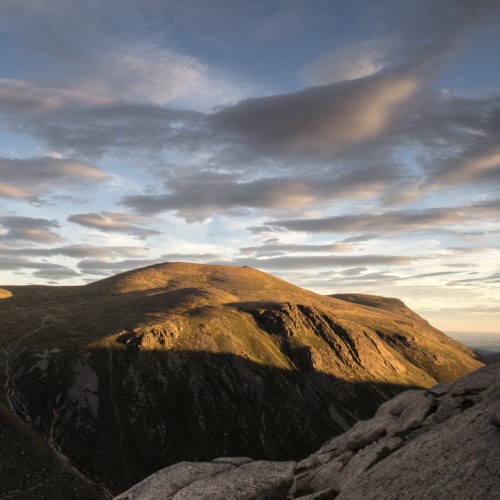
left=0, top=0, right=499, bottom=334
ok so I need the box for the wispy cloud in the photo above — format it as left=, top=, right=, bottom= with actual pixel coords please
left=0, top=81, right=203, bottom=158
left=302, top=39, right=390, bottom=85
left=0, top=156, right=108, bottom=201
left=71, top=42, right=255, bottom=109
left=0, top=243, right=147, bottom=260
left=0, top=255, right=78, bottom=281
left=239, top=239, right=353, bottom=257
left=0, top=1, right=258, bottom=110
left=77, top=258, right=163, bottom=276
left=229, top=254, right=416, bottom=270
left=0, top=215, right=62, bottom=244
left=211, top=71, right=420, bottom=157
left=122, top=163, right=404, bottom=221
left=259, top=202, right=500, bottom=234
left=68, top=211, right=159, bottom=239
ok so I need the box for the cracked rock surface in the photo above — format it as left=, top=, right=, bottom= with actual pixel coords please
left=115, top=363, right=500, bottom=500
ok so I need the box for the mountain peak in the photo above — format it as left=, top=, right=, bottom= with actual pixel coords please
left=86, top=262, right=316, bottom=300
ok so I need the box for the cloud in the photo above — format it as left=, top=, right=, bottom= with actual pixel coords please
left=447, top=271, right=500, bottom=285
left=400, top=93, right=500, bottom=189
left=2, top=75, right=497, bottom=221
left=122, top=173, right=317, bottom=220
left=301, top=0, right=500, bottom=88
left=0, top=1, right=498, bottom=186
left=68, top=211, right=160, bottom=239
left=0, top=1, right=256, bottom=110
left=334, top=270, right=399, bottom=284
left=239, top=240, right=353, bottom=257
left=431, top=145, right=500, bottom=188
left=0, top=242, right=149, bottom=281
left=229, top=254, right=415, bottom=271
left=1, top=71, right=420, bottom=168
left=32, top=267, right=80, bottom=280
left=0, top=79, right=114, bottom=116
left=260, top=202, right=500, bottom=234
left=77, top=258, right=162, bottom=276
left=210, top=71, right=420, bottom=157
left=77, top=253, right=227, bottom=277
left=122, top=163, right=404, bottom=221
left=0, top=156, right=108, bottom=201
left=0, top=215, right=62, bottom=244
left=0, top=255, right=77, bottom=280
left=409, top=270, right=461, bottom=280
left=160, top=252, right=221, bottom=263
left=342, top=234, right=379, bottom=243
left=423, top=304, right=500, bottom=314
left=0, top=184, right=32, bottom=199
left=302, top=39, right=390, bottom=85
left=0, top=80, right=204, bottom=158
left=0, top=243, right=147, bottom=260
left=75, top=252, right=416, bottom=278
left=72, top=42, right=254, bottom=109
left=55, top=244, right=147, bottom=259
left=1, top=72, right=498, bottom=227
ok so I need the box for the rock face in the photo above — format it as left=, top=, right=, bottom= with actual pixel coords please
left=115, top=460, right=296, bottom=500
left=116, top=362, right=500, bottom=500
left=0, top=263, right=482, bottom=496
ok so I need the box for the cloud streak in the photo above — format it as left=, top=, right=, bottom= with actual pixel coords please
left=0, top=156, right=108, bottom=201
left=0, top=215, right=62, bottom=244
left=68, top=212, right=159, bottom=239
left=122, top=163, right=404, bottom=220
left=211, top=71, right=420, bottom=157
left=260, top=202, right=500, bottom=234
left=239, top=239, right=353, bottom=257
left=0, top=243, right=147, bottom=260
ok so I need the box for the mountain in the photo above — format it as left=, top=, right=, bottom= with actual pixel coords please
left=0, top=262, right=482, bottom=497
left=115, top=362, right=500, bottom=500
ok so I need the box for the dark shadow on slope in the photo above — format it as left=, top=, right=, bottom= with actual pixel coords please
left=0, top=400, right=106, bottom=500
left=13, top=347, right=416, bottom=497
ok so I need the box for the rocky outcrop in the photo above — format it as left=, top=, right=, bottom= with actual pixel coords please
left=301, top=362, right=500, bottom=500
left=115, top=363, right=500, bottom=500
left=115, top=460, right=296, bottom=500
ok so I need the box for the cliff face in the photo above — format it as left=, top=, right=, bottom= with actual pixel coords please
left=115, top=362, right=500, bottom=500
left=0, top=263, right=482, bottom=496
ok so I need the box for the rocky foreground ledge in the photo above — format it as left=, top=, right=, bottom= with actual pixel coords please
left=115, top=363, right=500, bottom=500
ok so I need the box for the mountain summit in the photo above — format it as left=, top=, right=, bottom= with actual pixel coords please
left=0, top=262, right=482, bottom=497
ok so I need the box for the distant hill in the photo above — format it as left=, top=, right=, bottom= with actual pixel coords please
left=0, top=262, right=483, bottom=497
left=475, top=349, right=500, bottom=364
left=445, top=331, right=500, bottom=364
